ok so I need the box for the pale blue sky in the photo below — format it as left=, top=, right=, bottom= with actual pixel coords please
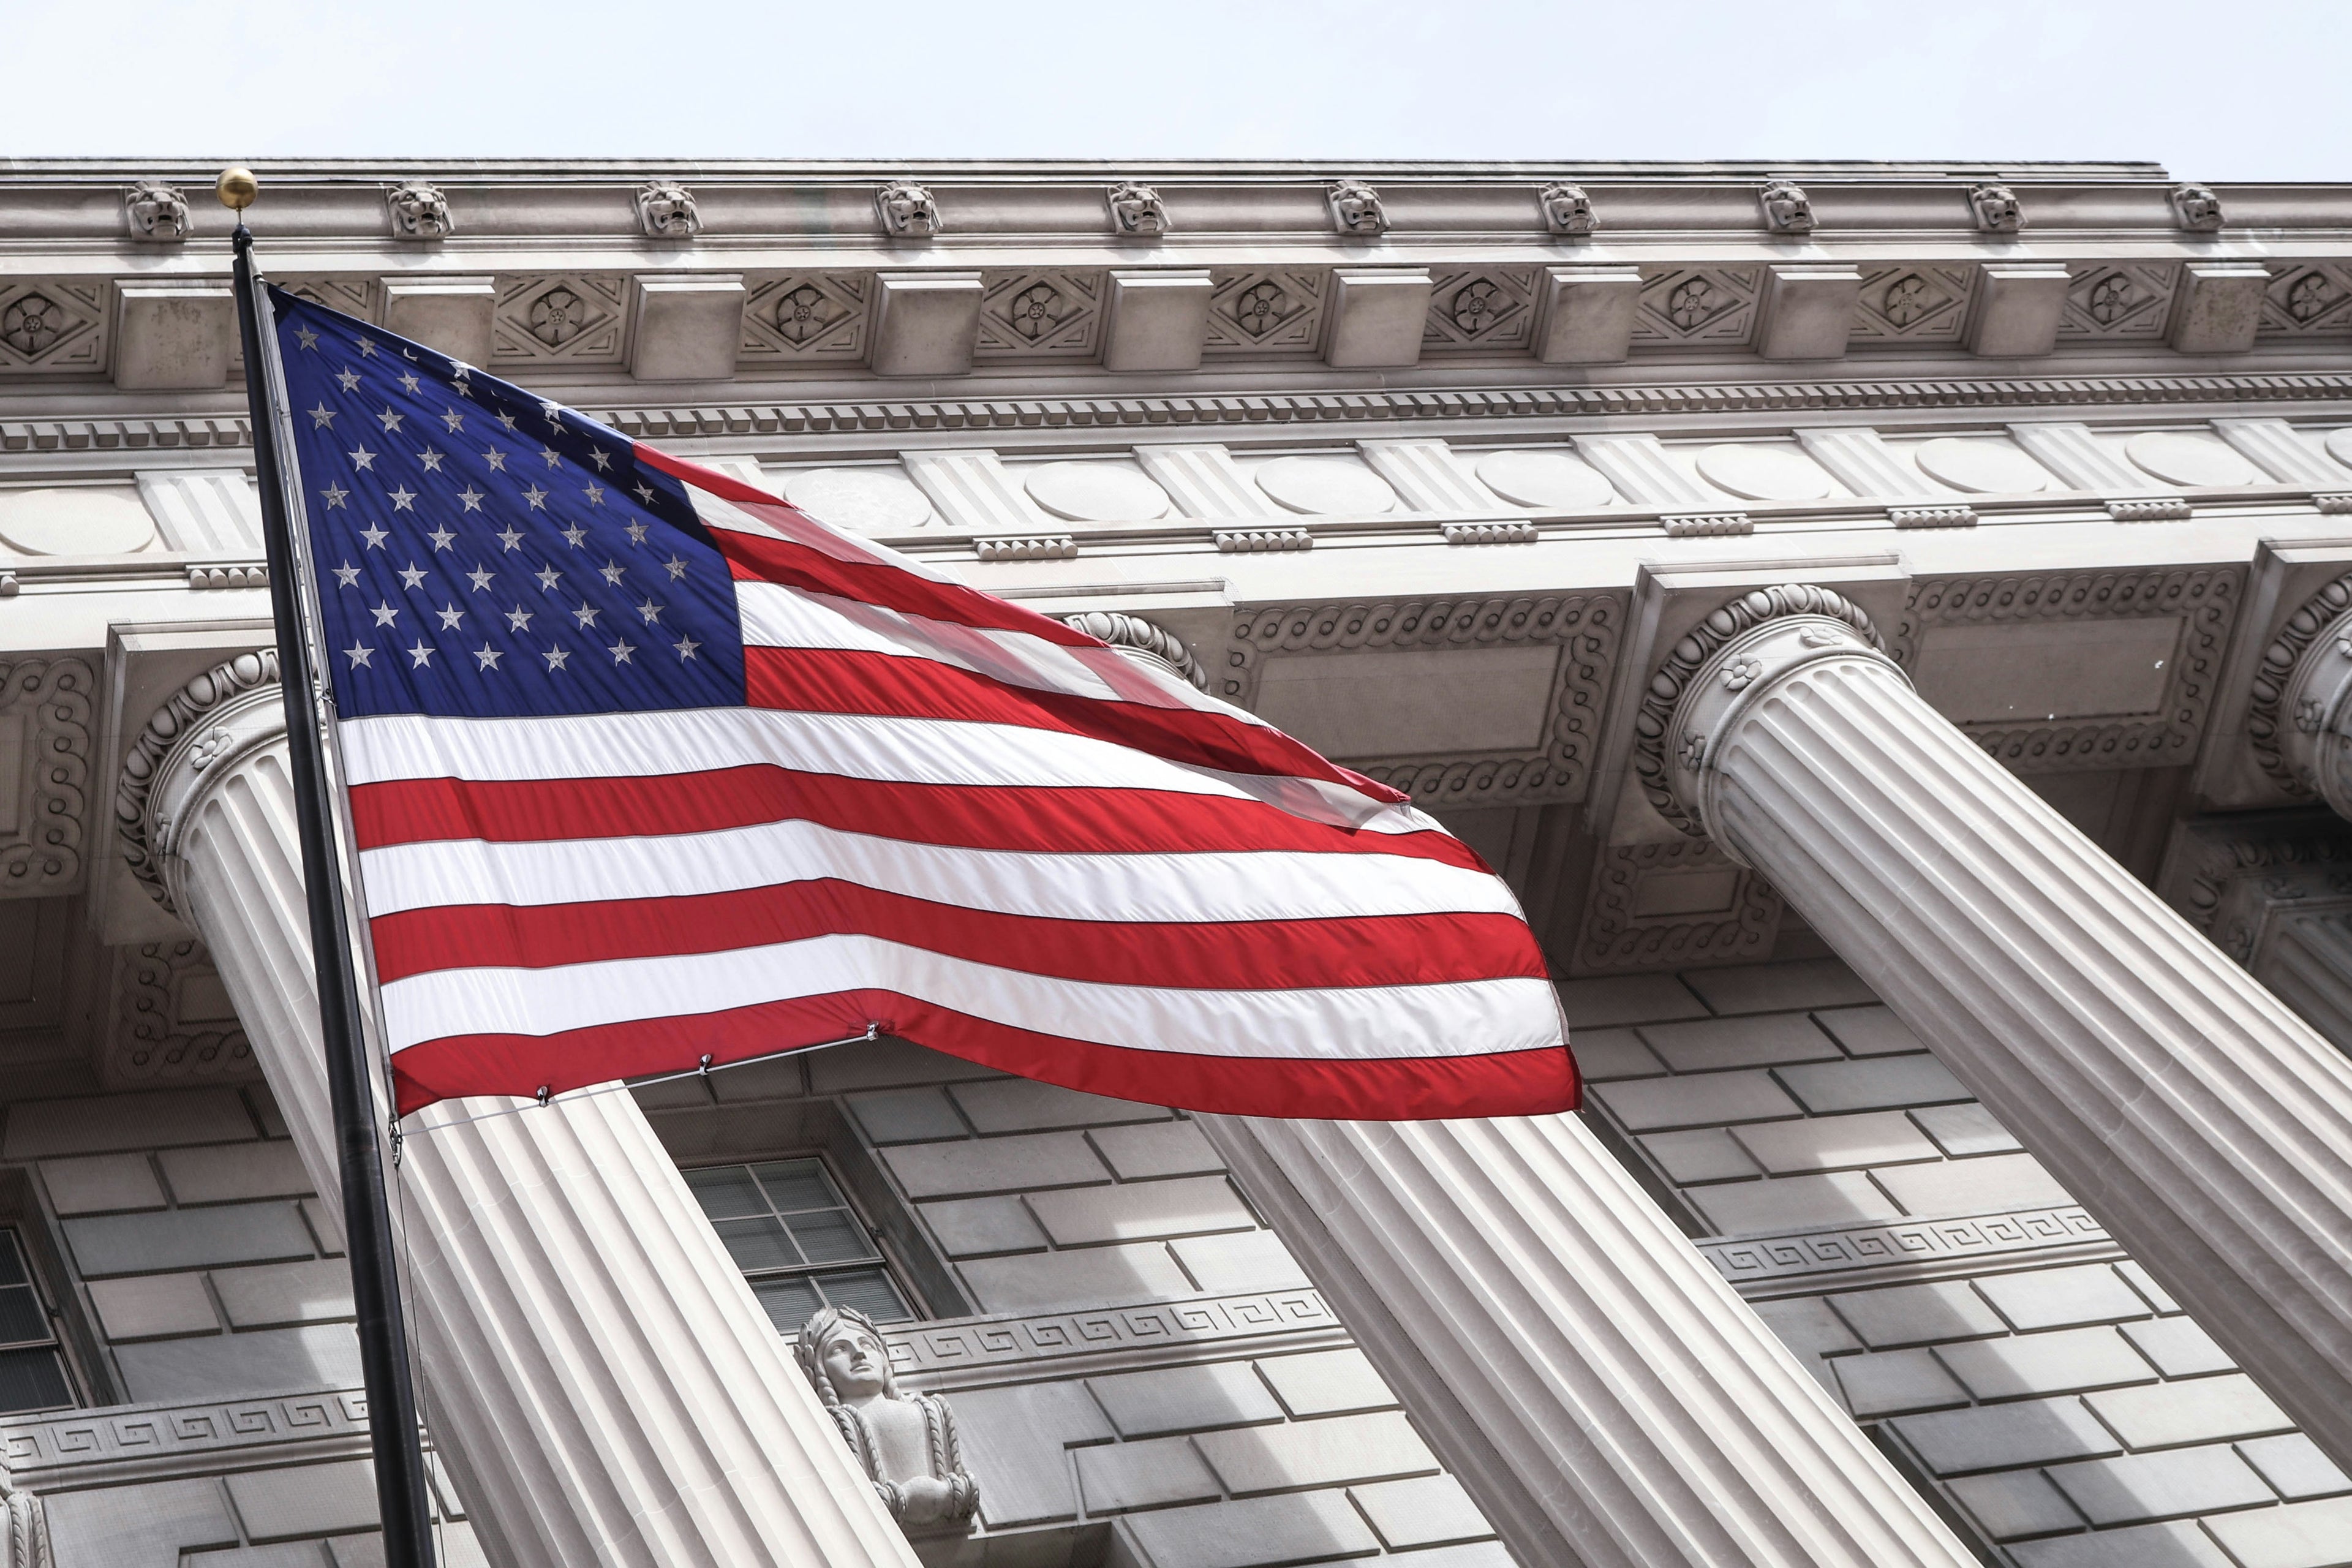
left=7, top=0, right=2342, bottom=179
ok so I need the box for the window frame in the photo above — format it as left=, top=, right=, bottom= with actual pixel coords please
left=0, top=1223, right=80, bottom=1417
left=680, top=1152, right=930, bottom=1335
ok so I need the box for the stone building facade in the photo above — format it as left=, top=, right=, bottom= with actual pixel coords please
left=2, top=159, right=2352, bottom=1568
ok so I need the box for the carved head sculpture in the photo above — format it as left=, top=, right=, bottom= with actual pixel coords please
left=2172, top=183, right=2225, bottom=233
left=1539, top=181, right=1597, bottom=237
left=1969, top=183, right=2023, bottom=234
left=636, top=181, right=701, bottom=239
left=793, top=1305, right=980, bottom=1536
left=875, top=182, right=940, bottom=239
left=1758, top=179, right=1815, bottom=235
left=1328, top=179, right=1388, bottom=235
left=1107, top=181, right=1168, bottom=236
left=125, top=182, right=190, bottom=242
left=386, top=181, right=453, bottom=240
left=795, top=1304, right=897, bottom=1406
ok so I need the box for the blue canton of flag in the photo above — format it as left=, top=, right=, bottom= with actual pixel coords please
left=270, top=287, right=747, bottom=720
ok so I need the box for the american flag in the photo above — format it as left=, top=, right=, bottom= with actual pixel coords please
left=268, top=287, right=1577, bottom=1121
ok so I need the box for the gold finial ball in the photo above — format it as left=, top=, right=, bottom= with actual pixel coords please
left=216, top=168, right=259, bottom=212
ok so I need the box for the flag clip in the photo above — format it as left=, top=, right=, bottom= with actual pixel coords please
left=698, top=1053, right=715, bottom=1079
left=534, top=1085, right=551, bottom=1109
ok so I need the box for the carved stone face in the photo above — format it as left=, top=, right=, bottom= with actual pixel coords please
left=818, top=1321, right=891, bottom=1401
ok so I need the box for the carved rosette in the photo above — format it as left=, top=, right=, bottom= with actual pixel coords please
left=1057, top=611, right=1206, bottom=690
left=2249, top=571, right=2352, bottom=812
left=116, top=651, right=284, bottom=915
left=1, top=658, right=94, bottom=898
left=1632, top=584, right=1889, bottom=839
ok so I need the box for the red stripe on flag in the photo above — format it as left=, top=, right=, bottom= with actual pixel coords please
left=389, top=990, right=1580, bottom=1121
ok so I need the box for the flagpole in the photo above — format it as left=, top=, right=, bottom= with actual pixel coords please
left=217, top=168, right=438, bottom=1568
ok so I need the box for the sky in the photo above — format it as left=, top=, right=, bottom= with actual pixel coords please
left=4, top=0, right=2343, bottom=180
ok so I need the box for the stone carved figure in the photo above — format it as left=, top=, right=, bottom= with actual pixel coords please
left=635, top=181, right=701, bottom=239
left=1758, top=179, right=1815, bottom=235
left=1328, top=179, right=1388, bottom=235
left=876, top=182, right=941, bottom=238
left=1969, top=183, right=2023, bottom=233
left=2172, top=183, right=2225, bottom=232
left=386, top=181, right=453, bottom=239
left=1106, top=181, right=1168, bottom=236
left=794, top=1306, right=979, bottom=1536
left=1539, top=181, right=1597, bottom=236
left=124, top=181, right=189, bottom=242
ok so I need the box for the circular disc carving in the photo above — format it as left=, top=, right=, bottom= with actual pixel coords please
left=1476, top=450, right=1616, bottom=510
left=779, top=467, right=935, bottom=533
left=2125, top=431, right=2260, bottom=488
left=1254, top=456, right=1396, bottom=516
left=0, top=488, right=156, bottom=557
left=2326, top=429, right=2352, bottom=471
left=1913, top=437, right=2051, bottom=494
left=1023, top=462, right=1170, bottom=523
left=1694, top=444, right=1833, bottom=502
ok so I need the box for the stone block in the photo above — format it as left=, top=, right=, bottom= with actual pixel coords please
left=2009, top=1520, right=2231, bottom=1568
left=1562, top=1028, right=1667, bottom=1081
left=1591, top=1070, right=1803, bottom=1132
left=1894, top=1396, right=2120, bottom=1474
left=1118, top=1490, right=1378, bottom=1568
left=2238, top=1433, right=2352, bottom=1501
left=1385, top=1546, right=1513, bottom=1568
left=949, top=1381, right=1114, bottom=1527
left=1749, top=1296, right=1860, bottom=1389
left=1910, top=1103, right=2022, bottom=1157
left=1349, top=1473, right=1493, bottom=1550
left=1830, top=1348, right=1970, bottom=1416
left=2203, top=1496, right=2352, bottom=1568
left=1773, top=1055, right=1971, bottom=1114
left=1966, top=262, right=2071, bottom=358
left=917, top=1196, right=1048, bottom=1257
left=1640, top=1128, right=1758, bottom=1185
left=1030, top=1178, right=1257, bottom=1248
left=1756, top=264, right=1861, bottom=360
left=1975, top=1264, right=2153, bottom=1331
left=1731, top=1110, right=1940, bottom=1174
left=949, top=1080, right=1170, bottom=1134
left=211, top=1258, right=358, bottom=1329
left=869, top=272, right=982, bottom=377
left=67, top=1200, right=315, bottom=1276
left=1254, top=1349, right=1396, bottom=1419
left=2116, top=1261, right=2180, bottom=1313
left=1169, top=1231, right=1311, bottom=1295
left=201, top=1545, right=334, bottom=1567
left=1193, top=1411, right=1438, bottom=1496
left=1945, top=1470, right=2084, bottom=1540
left=1076, top=1434, right=1222, bottom=1512
left=1536, top=264, right=1642, bottom=364
left=960, top=1241, right=1192, bottom=1313
left=1089, top=1360, right=1283, bottom=1437
left=810, top=1037, right=1005, bottom=1093
left=160, top=1140, right=313, bottom=1204
left=1324, top=269, right=1432, bottom=369
left=1830, top=1280, right=2008, bottom=1348
left=628, top=273, right=745, bottom=382
left=1103, top=270, right=1213, bottom=373
left=2120, top=1316, right=2235, bottom=1378
left=1680, top=959, right=1875, bottom=1015
left=1091, top=1120, right=1224, bottom=1180
left=846, top=1088, right=969, bottom=1145
left=2168, top=262, right=2269, bottom=355
left=1638, top=1012, right=1841, bottom=1072
left=1812, top=1005, right=1926, bottom=1057
left=89, top=1270, right=219, bottom=1341
left=1551, top=973, right=1706, bottom=1028
left=41, top=1152, right=165, bottom=1214
left=2046, top=1444, right=2275, bottom=1525
left=1934, top=1327, right=2157, bottom=1400
left=328, top=1523, right=492, bottom=1568
left=2085, top=1375, right=2294, bottom=1449
left=1873, top=1152, right=2074, bottom=1218
left=1690, top=1170, right=1902, bottom=1236
left=4, top=1088, right=254, bottom=1158
left=303, top=1198, right=346, bottom=1259
left=227, top=1458, right=380, bottom=1542
left=882, top=1132, right=1108, bottom=1199
left=115, top=280, right=234, bottom=390
left=379, top=276, right=495, bottom=366
left=43, top=1477, right=239, bottom=1565
left=116, top=1321, right=362, bottom=1403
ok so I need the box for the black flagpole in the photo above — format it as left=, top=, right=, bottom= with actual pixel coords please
left=219, top=168, right=438, bottom=1568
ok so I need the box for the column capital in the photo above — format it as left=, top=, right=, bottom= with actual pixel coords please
left=114, top=649, right=284, bottom=916
left=2252, top=570, right=2352, bottom=815
left=1632, top=583, right=1892, bottom=841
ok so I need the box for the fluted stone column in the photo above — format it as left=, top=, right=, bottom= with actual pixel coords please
left=1641, top=584, right=2352, bottom=1466
left=2254, top=909, right=2352, bottom=1054
left=118, top=654, right=919, bottom=1568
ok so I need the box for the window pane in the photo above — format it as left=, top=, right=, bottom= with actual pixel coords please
left=712, top=1217, right=802, bottom=1273
left=0, top=1235, right=28, bottom=1290
left=817, top=1268, right=913, bottom=1325
left=786, top=1210, right=873, bottom=1265
left=751, top=1277, right=824, bottom=1338
left=684, top=1167, right=768, bottom=1221
left=751, top=1160, right=837, bottom=1215
left=0, top=1286, right=47, bottom=1347
left=0, top=1349, right=69, bottom=1415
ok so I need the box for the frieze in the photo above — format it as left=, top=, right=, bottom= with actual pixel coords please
left=0, top=658, right=93, bottom=899
left=883, top=1289, right=1340, bottom=1388
left=1575, top=838, right=1782, bottom=976
left=2059, top=262, right=2180, bottom=341
left=1702, top=1205, right=2113, bottom=1291
left=2261, top=262, right=2352, bottom=339
left=490, top=274, right=628, bottom=366
left=102, top=938, right=258, bottom=1087
left=974, top=271, right=1104, bottom=360
left=1, top=1389, right=371, bottom=1490
left=739, top=273, right=869, bottom=363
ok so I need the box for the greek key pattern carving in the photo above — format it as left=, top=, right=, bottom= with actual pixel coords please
left=1702, top=1206, right=2111, bottom=1287
left=883, top=1290, right=1337, bottom=1382
left=1229, top=593, right=1624, bottom=809
left=1577, top=838, right=1782, bottom=975
left=1896, top=568, right=2241, bottom=775
left=2, top=1390, right=369, bottom=1484
left=0, top=658, right=93, bottom=898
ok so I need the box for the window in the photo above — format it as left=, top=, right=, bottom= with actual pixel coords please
left=0, top=1230, right=72, bottom=1415
left=685, top=1159, right=915, bottom=1338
